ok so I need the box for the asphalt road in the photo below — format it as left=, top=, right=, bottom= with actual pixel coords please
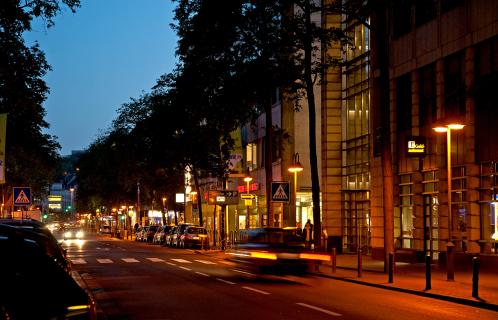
left=62, top=234, right=498, bottom=320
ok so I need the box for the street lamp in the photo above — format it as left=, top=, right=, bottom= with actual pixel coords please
left=69, top=187, right=75, bottom=217
left=433, top=122, right=464, bottom=280
left=288, top=153, right=304, bottom=227
left=162, top=197, right=167, bottom=225
left=243, top=174, right=253, bottom=229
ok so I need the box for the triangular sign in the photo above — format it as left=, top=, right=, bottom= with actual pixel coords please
left=15, top=190, right=30, bottom=204
left=273, top=185, right=288, bottom=199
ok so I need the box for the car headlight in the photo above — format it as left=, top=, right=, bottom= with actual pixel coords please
left=76, top=231, right=84, bottom=238
left=64, top=231, right=72, bottom=238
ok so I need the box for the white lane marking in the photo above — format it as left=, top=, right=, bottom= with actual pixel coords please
left=231, top=269, right=255, bottom=276
left=219, top=261, right=233, bottom=265
left=97, top=259, right=113, bottom=264
left=194, top=259, right=216, bottom=265
left=179, top=266, right=192, bottom=271
left=242, top=286, right=270, bottom=295
left=296, top=303, right=342, bottom=317
left=71, top=259, right=87, bottom=264
left=147, top=258, right=164, bottom=262
left=171, top=258, right=191, bottom=264
left=195, top=272, right=210, bottom=277
left=216, top=278, right=236, bottom=285
left=165, top=262, right=176, bottom=266
left=122, top=258, right=140, bottom=263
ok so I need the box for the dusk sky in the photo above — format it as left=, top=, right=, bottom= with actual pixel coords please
left=24, top=0, right=178, bottom=155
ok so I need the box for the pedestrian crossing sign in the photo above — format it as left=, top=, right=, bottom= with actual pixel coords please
left=271, top=182, right=290, bottom=203
left=13, top=187, right=31, bottom=205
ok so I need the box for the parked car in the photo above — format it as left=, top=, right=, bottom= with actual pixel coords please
left=171, top=223, right=195, bottom=247
left=135, top=226, right=147, bottom=242
left=153, top=225, right=173, bottom=245
left=165, top=226, right=178, bottom=247
left=0, top=224, right=96, bottom=319
left=0, top=219, right=70, bottom=272
left=179, top=226, right=209, bottom=249
left=145, top=225, right=160, bottom=243
left=99, top=225, right=111, bottom=234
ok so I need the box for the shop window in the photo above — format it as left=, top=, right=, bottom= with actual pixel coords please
left=399, top=174, right=414, bottom=248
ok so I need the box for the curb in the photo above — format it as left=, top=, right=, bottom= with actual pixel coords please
left=313, top=271, right=498, bottom=312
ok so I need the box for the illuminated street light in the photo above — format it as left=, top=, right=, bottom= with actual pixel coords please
left=162, top=197, right=167, bottom=225
left=243, top=174, right=253, bottom=229
left=288, top=153, right=304, bottom=227
left=433, top=122, right=464, bottom=280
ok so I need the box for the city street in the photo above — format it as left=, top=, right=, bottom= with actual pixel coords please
left=63, top=234, right=498, bottom=320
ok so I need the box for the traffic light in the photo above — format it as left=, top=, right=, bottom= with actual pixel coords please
left=42, top=213, right=48, bottom=220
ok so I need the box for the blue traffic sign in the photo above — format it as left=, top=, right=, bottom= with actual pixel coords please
left=271, top=182, right=290, bottom=202
left=13, top=187, right=31, bottom=205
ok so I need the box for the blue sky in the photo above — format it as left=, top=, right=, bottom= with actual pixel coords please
left=24, top=0, right=178, bottom=155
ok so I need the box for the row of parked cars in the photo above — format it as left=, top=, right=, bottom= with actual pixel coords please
left=135, top=223, right=209, bottom=249
left=0, top=219, right=96, bottom=319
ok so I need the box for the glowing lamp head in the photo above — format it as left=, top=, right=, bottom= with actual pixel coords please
left=288, top=162, right=304, bottom=173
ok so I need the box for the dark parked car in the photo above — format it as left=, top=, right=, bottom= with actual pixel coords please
left=0, top=219, right=70, bottom=272
left=179, top=226, right=209, bottom=249
left=165, top=226, right=178, bottom=247
left=135, top=226, right=147, bottom=242
left=171, top=223, right=195, bottom=247
left=153, top=225, right=173, bottom=245
left=145, top=225, right=160, bottom=243
left=0, top=224, right=96, bottom=319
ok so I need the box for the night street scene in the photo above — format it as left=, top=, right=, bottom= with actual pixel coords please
left=2, top=1, right=498, bottom=319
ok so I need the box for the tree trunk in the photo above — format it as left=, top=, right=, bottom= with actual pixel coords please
left=265, top=96, right=274, bottom=227
left=304, top=2, right=322, bottom=249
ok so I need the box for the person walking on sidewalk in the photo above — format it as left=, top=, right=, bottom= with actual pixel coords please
left=304, top=219, right=313, bottom=249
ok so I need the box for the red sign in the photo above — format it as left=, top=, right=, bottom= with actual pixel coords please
left=237, top=182, right=259, bottom=193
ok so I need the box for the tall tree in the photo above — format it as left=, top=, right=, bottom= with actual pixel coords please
left=0, top=0, right=80, bottom=199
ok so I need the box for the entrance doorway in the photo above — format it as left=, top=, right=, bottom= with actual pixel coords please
left=343, top=191, right=370, bottom=253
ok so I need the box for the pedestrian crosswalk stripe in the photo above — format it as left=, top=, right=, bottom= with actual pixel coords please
left=122, top=258, right=139, bottom=263
left=97, top=259, right=113, bottom=264
left=194, top=259, right=216, bottom=265
left=71, top=258, right=87, bottom=264
left=147, top=258, right=164, bottom=262
left=171, top=258, right=191, bottom=264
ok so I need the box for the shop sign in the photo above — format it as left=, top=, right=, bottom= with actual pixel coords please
left=406, top=136, right=426, bottom=157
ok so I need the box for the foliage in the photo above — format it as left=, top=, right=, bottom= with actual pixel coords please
left=0, top=0, right=80, bottom=199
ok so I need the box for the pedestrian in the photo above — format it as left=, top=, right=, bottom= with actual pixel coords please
left=303, top=219, right=313, bottom=249
left=134, top=223, right=139, bottom=234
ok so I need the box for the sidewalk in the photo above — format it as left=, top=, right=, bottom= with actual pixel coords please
left=199, top=250, right=498, bottom=312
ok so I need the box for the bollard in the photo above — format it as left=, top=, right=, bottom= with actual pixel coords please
left=357, top=248, right=362, bottom=278
left=446, top=242, right=455, bottom=281
left=388, top=252, right=394, bottom=283
left=331, top=248, right=337, bottom=273
left=472, top=256, right=480, bottom=298
left=425, top=253, right=431, bottom=290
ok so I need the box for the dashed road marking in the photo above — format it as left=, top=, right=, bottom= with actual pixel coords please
left=231, top=269, right=255, bottom=276
left=179, top=266, right=192, bottom=271
left=242, top=286, right=270, bottom=295
left=71, top=258, right=87, bottom=264
left=296, top=303, right=342, bottom=317
left=171, top=258, right=191, bottom=264
left=165, top=262, right=176, bottom=266
left=97, top=259, right=113, bottom=264
left=122, top=258, right=140, bottom=263
left=216, top=278, right=236, bottom=285
left=147, top=258, right=164, bottom=262
left=194, top=259, right=216, bottom=265
left=195, top=272, right=210, bottom=277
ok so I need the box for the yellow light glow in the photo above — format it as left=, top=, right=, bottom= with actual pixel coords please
left=299, top=253, right=332, bottom=261
left=447, top=124, right=465, bottom=130
left=250, top=251, right=277, bottom=260
left=433, top=127, right=447, bottom=133
left=243, top=176, right=253, bottom=182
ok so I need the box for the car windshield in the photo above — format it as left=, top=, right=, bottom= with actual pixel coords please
left=187, top=227, right=207, bottom=234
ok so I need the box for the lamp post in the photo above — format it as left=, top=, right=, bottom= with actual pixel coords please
left=162, top=197, right=167, bottom=225
left=243, top=175, right=253, bottom=229
left=433, top=122, right=464, bottom=280
left=288, top=153, right=304, bottom=227
left=69, top=187, right=75, bottom=218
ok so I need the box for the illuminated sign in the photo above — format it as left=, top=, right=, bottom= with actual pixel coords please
left=48, top=195, right=62, bottom=202
left=406, top=136, right=426, bottom=157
